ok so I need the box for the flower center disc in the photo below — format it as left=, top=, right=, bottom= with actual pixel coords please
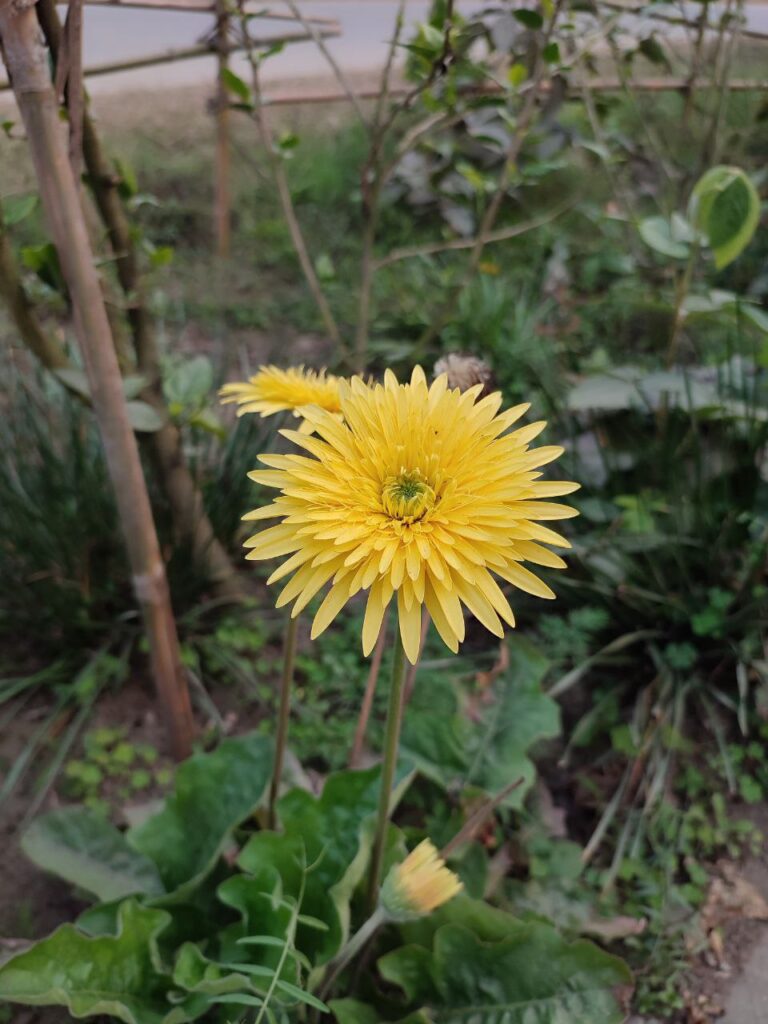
left=382, top=471, right=436, bottom=523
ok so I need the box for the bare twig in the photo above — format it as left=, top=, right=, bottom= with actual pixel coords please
left=375, top=201, right=575, bottom=270
left=705, top=0, right=744, bottom=166
left=214, top=0, right=232, bottom=257
left=236, top=2, right=346, bottom=358
left=349, top=616, right=388, bottom=769
left=416, top=0, right=566, bottom=351
left=354, top=0, right=454, bottom=371
left=285, top=0, right=367, bottom=128
left=441, top=777, right=525, bottom=859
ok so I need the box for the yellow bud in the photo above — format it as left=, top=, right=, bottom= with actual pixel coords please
left=380, top=840, right=463, bottom=921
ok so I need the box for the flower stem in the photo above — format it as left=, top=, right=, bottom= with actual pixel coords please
left=366, top=631, right=407, bottom=913
left=318, top=906, right=386, bottom=1000
left=268, top=614, right=299, bottom=829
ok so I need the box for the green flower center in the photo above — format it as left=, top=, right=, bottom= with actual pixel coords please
left=382, top=471, right=436, bottom=523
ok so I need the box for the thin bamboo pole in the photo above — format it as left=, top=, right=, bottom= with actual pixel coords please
left=213, top=0, right=231, bottom=258
left=0, top=2, right=195, bottom=760
left=0, top=25, right=341, bottom=91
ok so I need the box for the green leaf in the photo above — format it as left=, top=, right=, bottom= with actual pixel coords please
left=126, top=400, right=165, bottom=433
left=122, top=374, right=149, bottom=400
left=163, top=355, right=215, bottom=412
left=0, top=900, right=176, bottom=1024
left=173, top=943, right=266, bottom=997
left=2, top=193, right=37, bottom=226
left=426, top=923, right=631, bottom=1023
left=638, top=35, right=670, bottom=68
left=211, top=993, right=264, bottom=1006
left=234, top=765, right=413, bottom=964
left=507, top=63, right=528, bottom=87
left=401, top=638, right=558, bottom=807
left=276, top=979, right=329, bottom=1011
left=54, top=367, right=91, bottom=399
left=21, top=241, right=65, bottom=293
left=513, top=9, right=544, bottom=29
left=690, top=165, right=761, bottom=269
left=638, top=214, right=691, bottom=259
left=379, top=945, right=440, bottom=1004
left=21, top=806, right=165, bottom=901
left=330, top=998, right=382, bottom=1024
left=128, top=732, right=274, bottom=900
left=221, top=67, right=252, bottom=104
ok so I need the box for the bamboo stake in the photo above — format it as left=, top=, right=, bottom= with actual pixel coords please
left=36, top=0, right=244, bottom=601
left=0, top=1, right=195, bottom=760
left=213, top=0, right=231, bottom=258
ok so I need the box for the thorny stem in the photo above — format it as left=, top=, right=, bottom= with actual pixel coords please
left=268, top=614, right=299, bottom=829
left=366, top=630, right=407, bottom=914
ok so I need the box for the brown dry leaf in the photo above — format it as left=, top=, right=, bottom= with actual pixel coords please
left=682, top=988, right=724, bottom=1024
left=702, top=860, right=768, bottom=931
left=582, top=915, right=647, bottom=942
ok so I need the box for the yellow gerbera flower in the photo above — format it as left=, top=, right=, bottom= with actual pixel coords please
left=219, top=365, right=341, bottom=432
left=244, top=366, right=578, bottom=664
left=380, top=840, right=462, bottom=920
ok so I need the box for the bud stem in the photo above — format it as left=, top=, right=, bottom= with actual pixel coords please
left=366, top=629, right=407, bottom=913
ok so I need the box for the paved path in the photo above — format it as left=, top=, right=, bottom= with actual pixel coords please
left=722, top=932, right=768, bottom=1024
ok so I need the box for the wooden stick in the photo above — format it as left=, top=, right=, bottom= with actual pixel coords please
left=0, top=2, right=195, bottom=760
left=83, top=0, right=337, bottom=17
left=232, top=76, right=768, bottom=109
left=36, top=0, right=245, bottom=601
left=0, top=26, right=342, bottom=91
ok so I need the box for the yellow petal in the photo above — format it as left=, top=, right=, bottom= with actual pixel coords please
left=398, top=589, right=423, bottom=665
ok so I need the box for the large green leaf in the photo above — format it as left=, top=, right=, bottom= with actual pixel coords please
left=429, top=923, right=630, bottom=1023
left=236, top=765, right=413, bottom=966
left=374, top=897, right=631, bottom=1024
left=401, top=639, right=559, bottom=807
left=690, top=165, right=761, bottom=270
left=128, top=732, right=274, bottom=900
left=0, top=900, right=181, bottom=1024
left=21, top=806, right=165, bottom=902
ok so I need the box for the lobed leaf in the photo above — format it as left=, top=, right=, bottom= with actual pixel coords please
left=128, top=732, right=274, bottom=900
left=21, top=806, right=165, bottom=902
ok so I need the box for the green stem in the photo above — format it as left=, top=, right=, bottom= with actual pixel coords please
left=666, top=241, right=699, bottom=367
left=366, top=631, right=407, bottom=912
left=268, top=614, right=299, bottom=829
left=318, top=906, right=386, bottom=1000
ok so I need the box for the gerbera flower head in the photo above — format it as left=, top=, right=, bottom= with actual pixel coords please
left=244, top=366, right=578, bottom=664
left=219, top=364, right=341, bottom=432
left=380, top=839, right=462, bottom=920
